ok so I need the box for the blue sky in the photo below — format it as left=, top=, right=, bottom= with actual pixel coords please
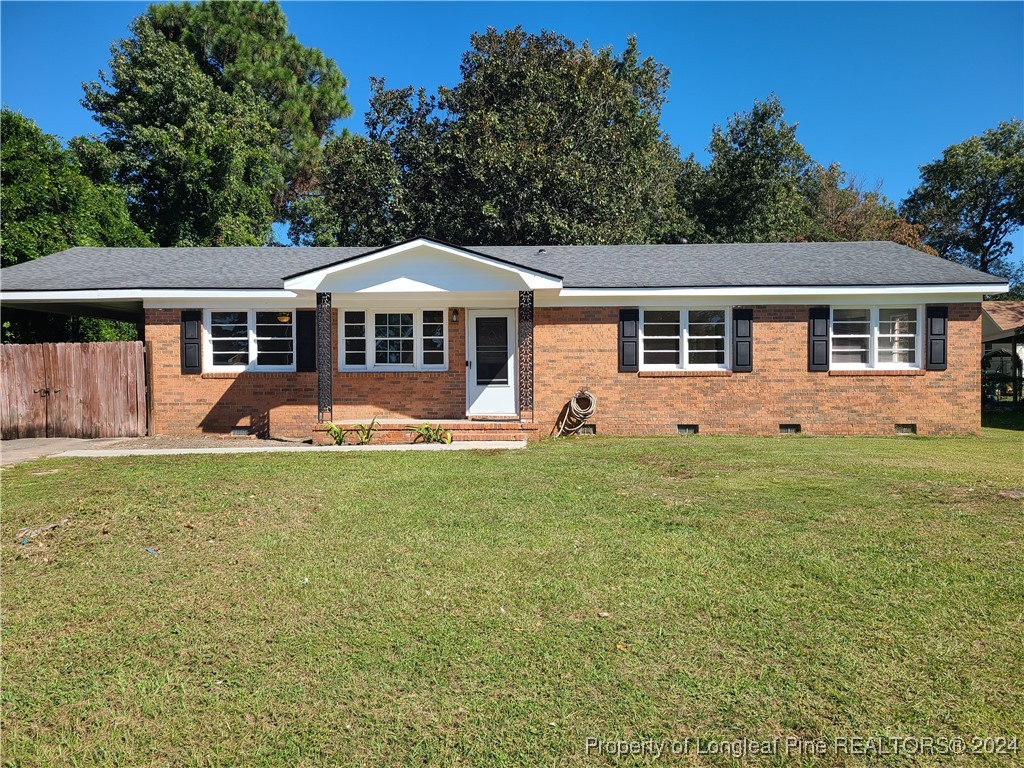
left=2, top=1, right=1022, bottom=253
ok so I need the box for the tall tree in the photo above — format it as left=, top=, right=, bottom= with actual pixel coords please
left=689, top=95, right=816, bottom=243
left=0, top=109, right=150, bottom=267
left=434, top=29, right=687, bottom=244
left=82, top=14, right=282, bottom=246
left=294, top=29, right=690, bottom=247
left=0, top=109, right=150, bottom=341
left=147, top=0, right=351, bottom=203
left=289, top=80, right=436, bottom=246
left=900, top=119, right=1024, bottom=287
left=804, top=165, right=935, bottom=254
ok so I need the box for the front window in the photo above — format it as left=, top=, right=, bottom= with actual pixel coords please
left=830, top=307, right=921, bottom=369
left=342, top=311, right=367, bottom=368
left=209, top=311, right=249, bottom=367
left=641, top=310, right=681, bottom=366
left=686, top=309, right=726, bottom=366
left=254, top=312, right=294, bottom=367
left=640, top=308, right=730, bottom=370
left=374, top=312, right=415, bottom=366
left=206, top=310, right=295, bottom=371
left=831, top=308, right=871, bottom=365
left=877, top=308, right=918, bottom=365
left=341, top=309, right=447, bottom=371
left=421, top=310, right=446, bottom=366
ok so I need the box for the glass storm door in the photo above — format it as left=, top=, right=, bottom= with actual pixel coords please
left=466, top=310, right=517, bottom=416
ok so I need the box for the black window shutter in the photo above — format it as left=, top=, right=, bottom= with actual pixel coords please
left=180, top=310, right=201, bottom=374
left=732, top=308, right=753, bottom=372
left=808, top=306, right=830, bottom=371
left=926, top=305, right=948, bottom=371
left=296, top=310, right=316, bottom=372
left=618, top=308, right=639, bottom=372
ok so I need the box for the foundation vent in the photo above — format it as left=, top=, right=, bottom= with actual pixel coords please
left=677, top=424, right=699, bottom=435
left=895, top=423, right=917, bottom=435
left=576, top=424, right=597, bottom=435
left=779, top=423, right=801, bottom=434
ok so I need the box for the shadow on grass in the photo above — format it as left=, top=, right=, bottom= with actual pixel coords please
left=982, top=408, right=1024, bottom=431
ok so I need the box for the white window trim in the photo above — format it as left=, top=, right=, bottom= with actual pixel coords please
left=829, top=305, right=924, bottom=370
left=203, top=309, right=297, bottom=373
left=338, top=308, right=449, bottom=372
left=639, top=308, right=731, bottom=371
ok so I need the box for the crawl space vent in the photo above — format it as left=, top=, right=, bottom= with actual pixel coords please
left=895, top=423, right=917, bottom=435
left=677, top=424, right=699, bottom=435
left=779, top=423, right=801, bottom=434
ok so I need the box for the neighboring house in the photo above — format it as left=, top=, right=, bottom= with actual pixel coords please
left=982, top=300, right=1024, bottom=372
left=0, top=237, right=1008, bottom=439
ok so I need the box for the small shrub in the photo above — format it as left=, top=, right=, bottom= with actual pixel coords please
left=326, top=417, right=378, bottom=446
left=410, top=423, right=452, bottom=444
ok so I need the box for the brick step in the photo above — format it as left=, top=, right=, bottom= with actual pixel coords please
left=313, top=420, right=536, bottom=445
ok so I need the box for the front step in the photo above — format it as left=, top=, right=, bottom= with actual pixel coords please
left=313, top=420, right=537, bottom=445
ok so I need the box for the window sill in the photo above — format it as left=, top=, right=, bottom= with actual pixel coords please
left=828, top=369, right=925, bottom=377
left=338, top=368, right=450, bottom=375
left=201, top=370, right=300, bottom=379
left=638, top=370, right=733, bottom=378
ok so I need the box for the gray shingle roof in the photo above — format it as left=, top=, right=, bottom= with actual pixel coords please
left=0, top=240, right=1004, bottom=291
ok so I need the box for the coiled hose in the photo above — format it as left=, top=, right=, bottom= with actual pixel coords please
left=555, top=388, right=596, bottom=437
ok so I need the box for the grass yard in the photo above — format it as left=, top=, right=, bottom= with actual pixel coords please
left=2, top=427, right=1023, bottom=766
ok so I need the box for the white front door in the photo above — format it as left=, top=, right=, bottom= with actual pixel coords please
left=466, top=309, right=517, bottom=416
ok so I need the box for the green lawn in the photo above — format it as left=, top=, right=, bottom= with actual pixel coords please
left=2, top=427, right=1023, bottom=766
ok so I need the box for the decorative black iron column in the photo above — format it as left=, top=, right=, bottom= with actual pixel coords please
left=518, top=290, right=535, bottom=414
left=316, top=292, right=333, bottom=422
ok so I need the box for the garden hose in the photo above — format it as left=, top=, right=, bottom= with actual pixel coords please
left=555, top=389, right=596, bottom=437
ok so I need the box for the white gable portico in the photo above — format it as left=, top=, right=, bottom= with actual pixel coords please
left=280, top=238, right=558, bottom=422
left=283, top=237, right=562, bottom=301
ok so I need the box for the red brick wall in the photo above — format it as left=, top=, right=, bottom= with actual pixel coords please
left=146, top=303, right=981, bottom=438
left=532, top=304, right=981, bottom=437
left=145, top=308, right=467, bottom=437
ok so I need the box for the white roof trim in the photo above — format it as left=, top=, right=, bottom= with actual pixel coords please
left=282, top=238, right=563, bottom=291
left=558, top=283, right=1007, bottom=298
left=1, top=289, right=299, bottom=302
left=1, top=281, right=1006, bottom=306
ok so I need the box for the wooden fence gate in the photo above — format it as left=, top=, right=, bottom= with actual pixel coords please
left=1, top=342, right=147, bottom=439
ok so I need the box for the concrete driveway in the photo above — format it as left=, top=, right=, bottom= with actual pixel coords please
left=0, top=438, right=118, bottom=466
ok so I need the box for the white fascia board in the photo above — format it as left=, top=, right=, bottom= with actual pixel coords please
left=282, top=238, right=563, bottom=291
left=544, top=283, right=1007, bottom=305
left=1, top=289, right=298, bottom=302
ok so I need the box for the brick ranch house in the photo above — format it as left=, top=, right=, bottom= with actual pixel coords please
left=0, top=237, right=1007, bottom=441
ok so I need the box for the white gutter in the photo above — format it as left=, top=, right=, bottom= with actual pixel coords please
left=1, top=289, right=299, bottom=301
left=0, top=282, right=1007, bottom=305
left=557, top=283, right=1008, bottom=298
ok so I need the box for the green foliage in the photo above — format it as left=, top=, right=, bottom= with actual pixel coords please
left=409, top=423, right=452, bottom=444
left=82, top=14, right=286, bottom=246
left=900, top=119, right=1024, bottom=294
left=326, top=417, right=378, bottom=446
left=289, top=124, right=412, bottom=247
left=679, top=96, right=932, bottom=252
left=0, top=109, right=150, bottom=342
left=686, top=94, right=815, bottom=243
left=147, top=0, right=351, bottom=202
left=292, top=29, right=690, bottom=246
left=0, top=109, right=150, bottom=268
left=803, top=165, right=935, bottom=253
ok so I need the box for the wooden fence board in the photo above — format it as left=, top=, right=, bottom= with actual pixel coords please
left=0, top=342, right=146, bottom=439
